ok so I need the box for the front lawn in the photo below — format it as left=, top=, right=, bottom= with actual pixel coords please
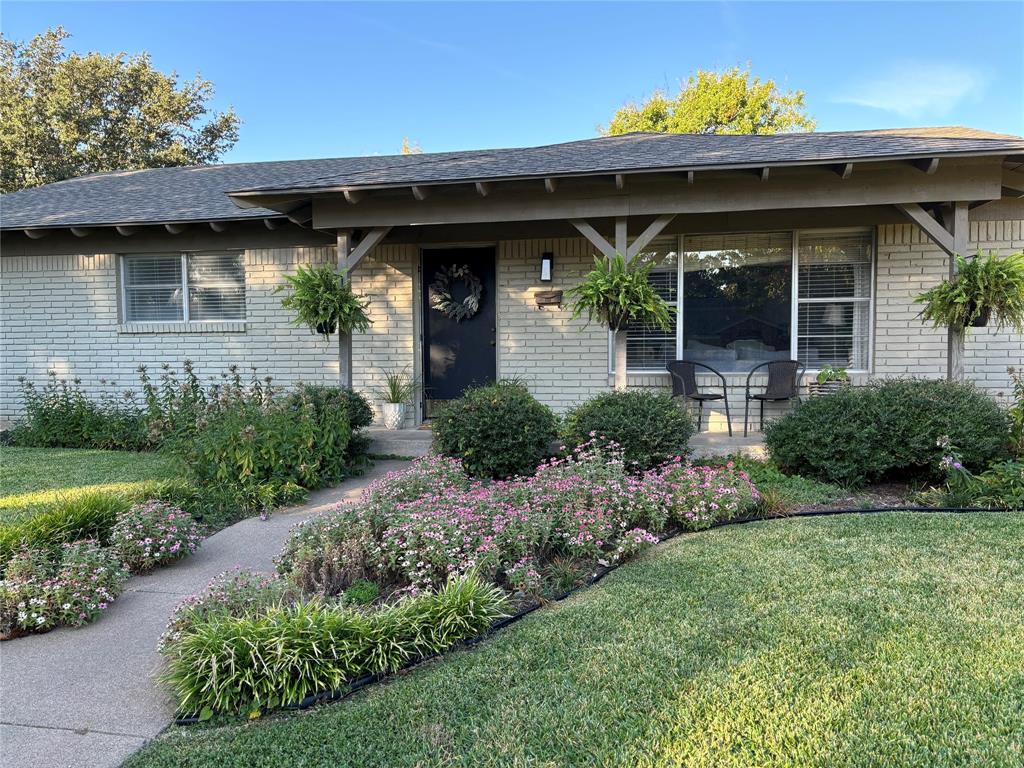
left=126, top=512, right=1024, bottom=768
left=0, top=446, right=180, bottom=522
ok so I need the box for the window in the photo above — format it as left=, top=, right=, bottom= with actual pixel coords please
left=621, top=229, right=874, bottom=373
left=681, top=232, right=793, bottom=373
left=625, top=238, right=679, bottom=370
left=796, top=231, right=872, bottom=370
left=121, top=252, right=245, bottom=323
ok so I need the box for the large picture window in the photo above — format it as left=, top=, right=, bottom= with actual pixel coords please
left=623, top=230, right=873, bottom=373
left=121, top=252, right=245, bottom=323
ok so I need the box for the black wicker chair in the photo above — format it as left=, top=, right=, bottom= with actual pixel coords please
left=743, top=360, right=805, bottom=436
left=667, top=360, right=733, bottom=437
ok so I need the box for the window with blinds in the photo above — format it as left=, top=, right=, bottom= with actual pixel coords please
left=625, top=238, right=679, bottom=370
left=122, top=252, right=245, bottom=323
left=796, top=231, right=872, bottom=369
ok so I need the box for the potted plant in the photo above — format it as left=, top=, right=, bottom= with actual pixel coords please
left=915, top=251, right=1024, bottom=332
left=277, top=264, right=371, bottom=338
left=375, top=368, right=420, bottom=429
left=566, top=253, right=674, bottom=391
left=808, top=365, right=850, bottom=397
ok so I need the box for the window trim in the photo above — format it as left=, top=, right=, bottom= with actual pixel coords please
left=120, top=251, right=245, bottom=325
left=614, top=228, right=876, bottom=375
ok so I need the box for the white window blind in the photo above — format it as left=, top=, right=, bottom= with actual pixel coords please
left=796, top=231, right=872, bottom=369
left=187, top=252, right=246, bottom=321
left=625, top=237, right=679, bottom=370
left=122, top=252, right=245, bottom=323
left=122, top=255, right=184, bottom=322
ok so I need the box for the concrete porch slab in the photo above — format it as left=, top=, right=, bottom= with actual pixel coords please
left=688, top=433, right=766, bottom=459
left=367, top=427, right=434, bottom=458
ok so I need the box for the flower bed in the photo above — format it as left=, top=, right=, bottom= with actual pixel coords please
left=278, top=443, right=759, bottom=597
left=159, top=444, right=759, bottom=717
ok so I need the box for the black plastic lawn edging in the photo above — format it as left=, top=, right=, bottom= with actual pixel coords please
left=171, top=504, right=1021, bottom=726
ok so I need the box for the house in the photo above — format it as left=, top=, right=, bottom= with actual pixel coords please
left=2, top=127, right=1023, bottom=433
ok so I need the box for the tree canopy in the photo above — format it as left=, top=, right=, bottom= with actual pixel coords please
left=0, top=27, right=240, bottom=193
left=603, top=66, right=815, bottom=136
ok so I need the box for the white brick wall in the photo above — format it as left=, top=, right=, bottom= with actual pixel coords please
left=0, top=247, right=339, bottom=419
left=349, top=244, right=418, bottom=427
left=876, top=219, right=1024, bottom=400
left=497, top=238, right=608, bottom=411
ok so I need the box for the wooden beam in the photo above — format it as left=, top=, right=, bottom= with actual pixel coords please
left=286, top=203, right=313, bottom=226
left=615, top=174, right=625, bottom=190
left=615, top=217, right=628, bottom=259
left=343, top=189, right=364, bottom=204
left=686, top=171, right=695, bottom=185
left=314, top=158, right=1003, bottom=229
left=627, top=214, right=677, bottom=259
left=544, top=177, right=558, bottom=194
left=208, top=221, right=228, bottom=233
left=411, top=185, right=429, bottom=201
left=895, top=203, right=955, bottom=256
left=569, top=219, right=616, bottom=259
left=913, top=157, right=940, bottom=175
left=69, top=227, right=90, bottom=238
left=835, top=162, right=854, bottom=179
left=115, top=225, right=138, bottom=236
left=474, top=182, right=491, bottom=198
left=948, top=200, right=969, bottom=259
left=1002, top=168, right=1024, bottom=194
left=164, top=223, right=188, bottom=235
left=343, top=226, right=392, bottom=272
left=23, top=229, right=48, bottom=239
left=336, top=231, right=353, bottom=389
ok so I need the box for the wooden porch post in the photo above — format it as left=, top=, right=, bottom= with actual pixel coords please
left=336, top=230, right=353, bottom=388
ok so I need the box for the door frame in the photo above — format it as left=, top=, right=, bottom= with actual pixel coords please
left=419, top=243, right=499, bottom=419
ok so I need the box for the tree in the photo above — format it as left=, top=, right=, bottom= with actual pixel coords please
left=0, top=27, right=240, bottom=193
left=400, top=137, right=423, bottom=154
left=603, top=66, right=814, bottom=136
left=567, top=253, right=674, bottom=391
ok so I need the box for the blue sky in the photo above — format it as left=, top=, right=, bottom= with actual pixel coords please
left=3, top=1, right=1022, bottom=163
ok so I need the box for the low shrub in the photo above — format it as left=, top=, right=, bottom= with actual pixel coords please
left=111, top=501, right=203, bottom=572
left=432, top=381, right=558, bottom=479
left=562, top=390, right=694, bottom=470
left=0, top=540, right=128, bottom=636
left=918, top=449, right=1024, bottom=509
left=701, top=455, right=843, bottom=510
left=159, top=573, right=507, bottom=716
left=10, top=373, right=149, bottom=451
left=764, top=379, right=1010, bottom=487
left=1009, top=367, right=1024, bottom=458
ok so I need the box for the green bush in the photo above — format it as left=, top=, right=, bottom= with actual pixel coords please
left=10, top=373, right=149, bottom=451
left=433, top=381, right=558, bottom=479
left=160, top=573, right=508, bottom=716
left=175, top=385, right=351, bottom=515
left=764, top=379, right=1010, bottom=487
left=562, top=390, right=694, bottom=470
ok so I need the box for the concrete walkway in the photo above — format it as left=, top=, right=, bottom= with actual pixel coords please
left=0, top=461, right=408, bottom=768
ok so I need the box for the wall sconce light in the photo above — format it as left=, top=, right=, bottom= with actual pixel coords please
left=540, top=252, right=554, bottom=282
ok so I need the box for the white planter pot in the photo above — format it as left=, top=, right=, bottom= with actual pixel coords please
left=381, top=402, right=406, bottom=430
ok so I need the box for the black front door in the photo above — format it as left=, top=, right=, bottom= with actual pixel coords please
left=422, top=247, right=497, bottom=414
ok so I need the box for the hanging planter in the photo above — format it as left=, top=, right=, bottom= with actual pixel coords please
left=276, top=264, right=371, bottom=339
left=915, top=251, right=1024, bottom=333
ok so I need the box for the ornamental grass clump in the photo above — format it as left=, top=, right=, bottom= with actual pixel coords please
left=111, top=500, right=203, bottom=572
left=159, top=573, right=507, bottom=717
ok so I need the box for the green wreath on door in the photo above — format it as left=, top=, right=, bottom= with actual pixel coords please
left=429, top=264, right=483, bottom=322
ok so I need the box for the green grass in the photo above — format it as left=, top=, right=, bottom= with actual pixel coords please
left=0, top=446, right=180, bottom=522
left=126, top=512, right=1024, bottom=768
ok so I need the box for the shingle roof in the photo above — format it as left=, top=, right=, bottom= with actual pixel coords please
left=3, top=127, right=1022, bottom=230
